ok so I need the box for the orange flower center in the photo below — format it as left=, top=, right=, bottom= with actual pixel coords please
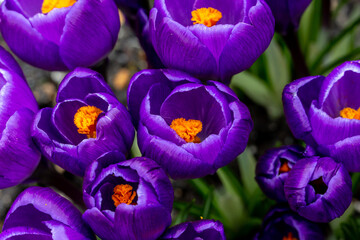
left=279, top=161, right=291, bottom=174
left=191, top=7, right=222, bottom=27
left=340, top=107, right=360, bottom=120
left=283, top=232, right=298, bottom=240
left=112, top=184, right=137, bottom=207
left=73, top=106, right=102, bottom=139
left=170, top=118, right=202, bottom=143
left=42, top=0, right=76, bottom=14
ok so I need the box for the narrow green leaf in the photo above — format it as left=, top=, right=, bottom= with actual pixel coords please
left=264, top=39, right=290, bottom=99
left=230, top=72, right=282, bottom=119
left=172, top=199, right=196, bottom=226
left=130, top=133, right=141, bottom=158
left=237, top=148, right=258, bottom=196
left=217, top=166, right=248, bottom=205
left=311, top=15, right=360, bottom=72
left=202, top=189, right=214, bottom=219
left=189, top=178, right=210, bottom=198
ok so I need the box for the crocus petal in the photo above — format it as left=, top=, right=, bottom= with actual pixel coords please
left=282, top=75, right=325, bottom=145
left=0, top=4, right=67, bottom=70
left=60, top=0, right=120, bottom=69
left=284, top=157, right=352, bottom=222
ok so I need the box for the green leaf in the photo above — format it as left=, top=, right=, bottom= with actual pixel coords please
left=264, top=39, right=290, bottom=99
left=230, top=72, right=282, bottom=119
left=310, top=14, right=360, bottom=73
left=237, top=148, right=258, bottom=196
left=217, top=166, right=248, bottom=205
left=189, top=178, right=211, bottom=198
left=202, top=189, right=214, bottom=219
left=172, top=199, right=197, bottom=226
left=130, top=133, right=141, bottom=158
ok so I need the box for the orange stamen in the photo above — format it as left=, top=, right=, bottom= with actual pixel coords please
left=191, top=7, right=222, bottom=27
left=112, top=184, right=137, bottom=207
left=170, top=118, right=202, bottom=143
left=42, top=0, right=76, bottom=14
left=340, top=107, right=360, bottom=120
left=283, top=232, right=298, bottom=240
left=279, top=161, right=291, bottom=174
left=73, top=106, right=102, bottom=138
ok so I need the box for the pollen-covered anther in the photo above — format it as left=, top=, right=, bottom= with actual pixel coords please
left=170, top=118, right=202, bottom=143
left=74, top=106, right=102, bottom=139
left=42, top=0, right=76, bottom=14
left=191, top=7, right=222, bottom=27
left=112, top=184, right=137, bottom=207
left=279, top=161, right=291, bottom=174
left=340, top=107, right=360, bottom=120
left=283, top=232, right=298, bottom=240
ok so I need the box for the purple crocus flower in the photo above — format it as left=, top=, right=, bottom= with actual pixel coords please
left=83, top=151, right=174, bottom=240
left=283, top=61, right=360, bottom=171
left=256, top=145, right=304, bottom=202
left=0, top=186, right=95, bottom=240
left=255, top=205, right=324, bottom=240
left=160, top=219, right=226, bottom=240
left=127, top=69, right=253, bottom=179
left=0, top=46, right=40, bottom=189
left=0, top=0, right=120, bottom=71
left=264, top=0, right=312, bottom=35
left=284, top=156, right=352, bottom=222
left=149, top=0, right=274, bottom=84
left=32, top=68, right=134, bottom=176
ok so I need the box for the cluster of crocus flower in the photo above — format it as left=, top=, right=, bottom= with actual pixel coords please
left=256, top=61, right=360, bottom=233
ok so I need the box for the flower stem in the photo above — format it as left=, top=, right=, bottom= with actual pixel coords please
left=282, top=31, right=310, bottom=79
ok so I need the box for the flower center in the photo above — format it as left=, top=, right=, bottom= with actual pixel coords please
left=279, top=160, right=291, bottom=174
left=191, top=7, right=222, bottom=27
left=42, top=0, right=76, bottom=14
left=73, top=106, right=102, bottom=139
left=283, top=232, right=298, bottom=240
left=340, top=107, right=360, bottom=120
left=310, top=176, right=328, bottom=195
left=170, top=118, right=202, bottom=143
left=112, top=184, right=137, bottom=207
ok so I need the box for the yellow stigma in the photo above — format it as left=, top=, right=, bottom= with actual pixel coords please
left=42, top=0, right=76, bottom=14
left=73, top=106, right=102, bottom=138
left=112, top=184, right=137, bottom=207
left=170, top=118, right=202, bottom=143
left=191, top=7, right=222, bottom=27
left=340, top=107, right=360, bottom=120
left=283, top=232, right=298, bottom=240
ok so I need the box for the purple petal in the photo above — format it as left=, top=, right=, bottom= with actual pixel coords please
left=60, top=0, right=120, bottom=69
left=282, top=75, right=325, bottom=144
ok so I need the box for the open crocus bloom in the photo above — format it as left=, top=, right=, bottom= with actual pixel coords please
left=256, top=145, right=304, bottom=202
left=160, top=220, right=226, bottom=240
left=0, top=0, right=120, bottom=71
left=83, top=151, right=173, bottom=240
left=127, top=69, right=253, bottom=179
left=283, top=61, right=360, bottom=171
left=32, top=68, right=134, bottom=176
left=0, top=187, right=95, bottom=240
left=284, top=157, right=352, bottom=222
left=149, top=0, right=274, bottom=84
left=0, top=46, right=41, bottom=189
left=255, top=205, right=324, bottom=240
